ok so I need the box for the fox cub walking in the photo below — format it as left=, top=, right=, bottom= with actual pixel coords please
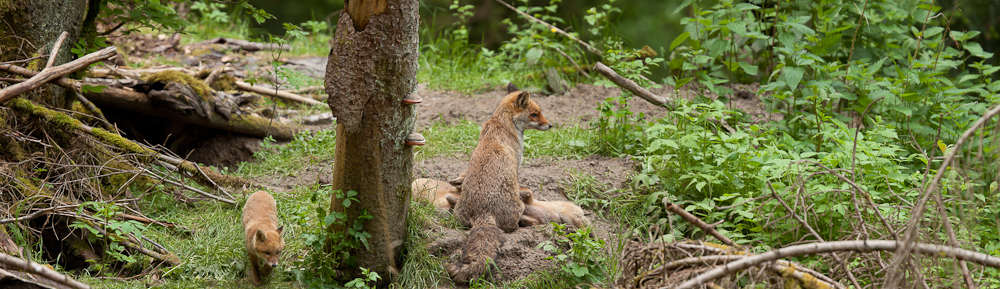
left=448, top=83, right=551, bottom=283
left=242, top=190, right=284, bottom=286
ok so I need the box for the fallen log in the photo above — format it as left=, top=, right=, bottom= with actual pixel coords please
left=82, top=86, right=297, bottom=141
left=192, top=37, right=289, bottom=52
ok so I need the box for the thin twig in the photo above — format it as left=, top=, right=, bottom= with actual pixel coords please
left=45, top=31, right=69, bottom=69
left=203, top=63, right=230, bottom=88
left=0, top=204, right=82, bottom=225
left=552, top=47, right=590, bottom=78
left=891, top=103, right=1000, bottom=284
left=493, top=0, right=600, bottom=55
left=663, top=201, right=735, bottom=247
left=142, top=167, right=235, bottom=205
left=767, top=181, right=862, bottom=289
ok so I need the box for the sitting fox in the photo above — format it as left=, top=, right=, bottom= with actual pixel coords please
left=242, top=190, right=284, bottom=286
left=411, top=178, right=461, bottom=211
left=450, top=172, right=591, bottom=230
left=448, top=83, right=551, bottom=283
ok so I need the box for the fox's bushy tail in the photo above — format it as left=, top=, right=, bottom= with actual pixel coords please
left=447, top=216, right=504, bottom=283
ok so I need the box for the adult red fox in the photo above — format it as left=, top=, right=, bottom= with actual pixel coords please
left=242, top=190, right=284, bottom=286
left=450, top=172, right=591, bottom=231
left=411, top=178, right=461, bottom=211
left=448, top=83, right=551, bottom=283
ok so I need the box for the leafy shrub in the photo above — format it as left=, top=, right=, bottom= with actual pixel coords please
left=538, top=224, right=607, bottom=286
left=288, top=186, right=373, bottom=288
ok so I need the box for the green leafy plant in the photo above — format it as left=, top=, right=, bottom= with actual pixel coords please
left=68, top=201, right=147, bottom=274
left=289, top=186, right=373, bottom=288
left=344, top=267, right=382, bottom=289
left=538, top=224, right=606, bottom=286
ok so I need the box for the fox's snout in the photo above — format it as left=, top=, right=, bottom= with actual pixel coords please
left=269, top=262, right=279, bottom=268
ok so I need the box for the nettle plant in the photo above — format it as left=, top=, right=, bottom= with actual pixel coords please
left=288, top=185, right=373, bottom=288
left=644, top=0, right=999, bottom=252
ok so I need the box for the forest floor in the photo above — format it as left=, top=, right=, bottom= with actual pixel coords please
left=71, top=31, right=778, bottom=288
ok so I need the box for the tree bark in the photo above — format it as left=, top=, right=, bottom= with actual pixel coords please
left=0, top=0, right=89, bottom=108
left=324, top=0, right=418, bottom=283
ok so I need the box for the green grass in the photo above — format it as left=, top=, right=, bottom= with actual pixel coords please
left=236, top=129, right=337, bottom=178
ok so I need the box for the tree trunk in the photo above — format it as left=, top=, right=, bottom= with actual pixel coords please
left=0, top=0, right=89, bottom=108
left=324, top=0, right=418, bottom=283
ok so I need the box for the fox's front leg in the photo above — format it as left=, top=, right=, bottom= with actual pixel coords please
left=249, top=253, right=262, bottom=285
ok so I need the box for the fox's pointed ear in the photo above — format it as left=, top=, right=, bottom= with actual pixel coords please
left=507, top=83, right=519, bottom=93
left=255, top=229, right=267, bottom=242
left=445, top=194, right=460, bottom=207
left=276, top=226, right=284, bottom=235
left=515, top=91, right=530, bottom=109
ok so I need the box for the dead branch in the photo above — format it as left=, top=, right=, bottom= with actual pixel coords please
left=672, top=240, right=1000, bottom=289
left=662, top=201, right=735, bottom=247
left=767, top=181, right=862, bottom=289
left=7, top=97, right=253, bottom=191
left=141, top=166, right=235, bottom=204
left=0, top=63, right=113, bottom=131
left=593, top=62, right=671, bottom=107
left=203, top=63, right=229, bottom=88
left=493, top=0, right=600, bottom=55
left=553, top=47, right=590, bottom=78
left=289, top=85, right=326, bottom=94
left=890, top=103, right=1000, bottom=286
left=0, top=204, right=81, bottom=225
left=194, top=37, right=289, bottom=52
left=235, top=81, right=325, bottom=106
left=0, top=46, right=117, bottom=104
left=593, top=62, right=736, bottom=134
left=45, top=31, right=69, bottom=69
left=81, top=86, right=298, bottom=140
left=0, top=252, right=90, bottom=289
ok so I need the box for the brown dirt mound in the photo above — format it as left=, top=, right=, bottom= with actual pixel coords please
left=415, top=154, right=635, bottom=285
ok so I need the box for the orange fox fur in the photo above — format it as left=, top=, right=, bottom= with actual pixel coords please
left=411, top=178, right=461, bottom=211
left=448, top=83, right=551, bottom=283
left=450, top=172, right=591, bottom=230
left=517, top=189, right=592, bottom=231
left=242, top=190, right=284, bottom=286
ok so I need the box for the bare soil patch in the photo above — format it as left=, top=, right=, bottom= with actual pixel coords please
left=414, top=154, right=635, bottom=284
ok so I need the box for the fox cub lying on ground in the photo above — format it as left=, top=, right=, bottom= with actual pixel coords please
left=242, top=190, right=284, bottom=286
left=441, top=174, right=592, bottom=231
left=411, top=178, right=461, bottom=211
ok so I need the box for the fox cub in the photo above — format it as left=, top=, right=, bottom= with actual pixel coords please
left=517, top=188, right=592, bottom=234
left=242, top=190, right=284, bottom=286
left=450, top=172, right=591, bottom=231
left=411, top=178, right=461, bottom=211
left=448, top=83, right=551, bottom=283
